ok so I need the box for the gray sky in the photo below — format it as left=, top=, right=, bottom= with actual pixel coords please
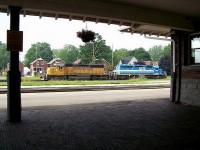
left=0, top=13, right=170, bottom=61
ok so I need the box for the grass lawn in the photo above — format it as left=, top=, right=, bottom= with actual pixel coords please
left=0, top=76, right=171, bottom=86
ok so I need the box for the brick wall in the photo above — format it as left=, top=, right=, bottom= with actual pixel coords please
left=182, top=69, right=200, bottom=79
left=181, top=66, right=200, bottom=105
left=30, top=59, right=48, bottom=75
left=171, top=30, right=183, bottom=103
left=172, top=30, right=200, bottom=106
left=181, top=79, right=200, bottom=105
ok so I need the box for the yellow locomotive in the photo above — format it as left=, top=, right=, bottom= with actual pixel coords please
left=43, top=64, right=109, bottom=80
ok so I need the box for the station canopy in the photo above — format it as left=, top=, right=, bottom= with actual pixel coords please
left=0, top=0, right=200, bottom=35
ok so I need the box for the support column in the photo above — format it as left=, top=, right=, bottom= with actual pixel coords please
left=7, top=6, right=22, bottom=122
left=171, top=30, right=190, bottom=104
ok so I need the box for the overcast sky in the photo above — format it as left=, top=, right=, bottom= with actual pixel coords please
left=0, top=13, right=170, bottom=61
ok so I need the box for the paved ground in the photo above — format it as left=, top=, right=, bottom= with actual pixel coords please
left=0, top=82, right=170, bottom=94
left=1, top=97, right=200, bottom=150
left=0, top=89, right=170, bottom=108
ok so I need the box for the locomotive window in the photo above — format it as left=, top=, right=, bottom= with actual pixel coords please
left=191, top=37, right=200, bottom=64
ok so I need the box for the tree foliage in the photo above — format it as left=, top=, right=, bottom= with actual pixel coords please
left=113, top=47, right=151, bottom=66
left=79, top=33, right=112, bottom=64
left=24, top=42, right=53, bottom=67
left=148, top=44, right=171, bottom=61
left=0, top=42, right=9, bottom=72
left=53, top=45, right=79, bottom=63
left=159, top=55, right=171, bottom=75
left=148, top=45, right=163, bottom=61
left=162, top=44, right=171, bottom=56
left=113, top=48, right=129, bottom=66
left=129, top=47, right=151, bottom=61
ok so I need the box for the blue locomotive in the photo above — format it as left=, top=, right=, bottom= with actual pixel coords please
left=112, top=64, right=166, bottom=79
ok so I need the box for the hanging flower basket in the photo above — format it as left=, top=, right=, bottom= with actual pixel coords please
left=77, top=29, right=96, bottom=43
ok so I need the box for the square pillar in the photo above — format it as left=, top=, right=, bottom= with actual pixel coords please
left=7, top=6, right=22, bottom=122
left=171, top=30, right=190, bottom=103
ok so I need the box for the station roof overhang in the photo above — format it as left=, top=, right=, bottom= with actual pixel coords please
left=0, top=0, right=200, bottom=36
left=119, top=24, right=172, bottom=37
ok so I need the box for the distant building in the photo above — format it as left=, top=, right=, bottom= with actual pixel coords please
left=119, top=56, right=137, bottom=65
left=24, top=67, right=30, bottom=76
left=143, top=61, right=158, bottom=66
left=48, top=58, right=65, bottom=67
left=7, top=61, right=24, bottom=76
left=30, top=58, right=48, bottom=75
left=73, top=57, right=82, bottom=64
left=100, top=59, right=110, bottom=71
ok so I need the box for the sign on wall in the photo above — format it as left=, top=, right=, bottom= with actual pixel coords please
left=7, top=30, right=23, bottom=52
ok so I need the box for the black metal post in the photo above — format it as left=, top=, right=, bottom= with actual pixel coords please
left=7, top=6, right=22, bottom=122
left=171, top=72, right=176, bottom=103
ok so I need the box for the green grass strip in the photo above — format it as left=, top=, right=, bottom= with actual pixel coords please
left=0, top=76, right=170, bottom=86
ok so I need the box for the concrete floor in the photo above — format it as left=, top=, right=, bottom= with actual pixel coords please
left=0, top=98, right=200, bottom=150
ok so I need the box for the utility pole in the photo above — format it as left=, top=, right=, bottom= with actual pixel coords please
left=36, top=46, right=38, bottom=75
left=112, top=45, right=113, bottom=67
left=92, top=42, right=95, bottom=64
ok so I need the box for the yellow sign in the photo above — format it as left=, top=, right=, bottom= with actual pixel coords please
left=7, top=30, right=23, bottom=52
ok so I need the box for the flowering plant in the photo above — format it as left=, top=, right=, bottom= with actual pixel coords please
left=77, top=29, right=96, bottom=43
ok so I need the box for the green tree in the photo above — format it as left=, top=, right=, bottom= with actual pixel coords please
left=53, top=44, right=79, bottom=63
left=129, top=47, right=151, bottom=61
left=148, top=45, right=163, bottom=61
left=52, top=48, right=60, bottom=59
left=79, top=33, right=112, bottom=64
left=159, top=54, right=171, bottom=75
left=162, top=44, right=171, bottom=56
left=24, top=42, right=53, bottom=67
left=113, top=48, right=129, bottom=66
left=0, top=42, right=9, bottom=72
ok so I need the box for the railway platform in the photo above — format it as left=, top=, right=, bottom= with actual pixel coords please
left=0, top=82, right=170, bottom=94
left=0, top=97, right=200, bottom=149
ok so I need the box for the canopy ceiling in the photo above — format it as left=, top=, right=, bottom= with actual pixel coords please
left=0, top=0, right=200, bottom=36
